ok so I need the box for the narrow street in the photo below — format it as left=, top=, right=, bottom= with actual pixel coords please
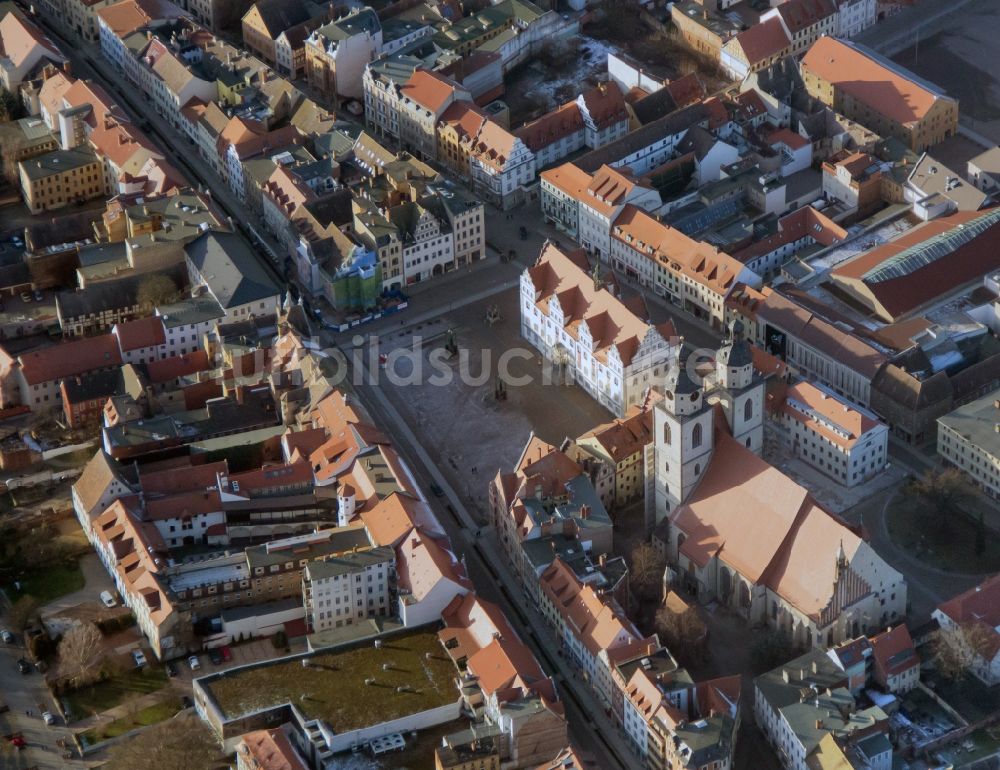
left=0, top=636, right=86, bottom=770
left=29, top=17, right=286, bottom=290
left=332, top=331, right=634, bottom=770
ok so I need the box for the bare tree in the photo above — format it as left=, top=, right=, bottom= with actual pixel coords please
left=630, top=542, right=666, bottom=601
left=136, top=274, right=179, bottom=310
left=58, top=623, right=104, bottom=689
left=909, top=467, right=972, bottom=533
left=655, top=602, right=707, bottom=663
left=932, top=622, right=995, bottom=681
left=104, top=713, right=220, bottom=770
left=8, top=595, right=39, bottom=632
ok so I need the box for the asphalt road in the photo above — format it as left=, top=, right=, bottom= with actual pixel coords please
left=30, top=16, right=286, bottom=293
left=0, top=635, right=84, bottom=770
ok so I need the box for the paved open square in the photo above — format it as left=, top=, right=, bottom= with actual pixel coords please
left=375, top=287, right=626, bottom=523
left=892, top=0, right=1000, bottom=143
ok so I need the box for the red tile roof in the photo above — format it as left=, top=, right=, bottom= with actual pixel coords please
left=831, top=208, right=1000, bottom=319
left=732, top=206, right=846, bottom=264
left=869, top=624, right=919, bottom=679
left=516, top=102, right=584, bottom=152
left=114, top=316, right=166, bottom=351
left=936, top=574, right=1000, bottom=661
left=145, top=350, right=211, bottom=383
left=19, top=334, right=123, bottom=386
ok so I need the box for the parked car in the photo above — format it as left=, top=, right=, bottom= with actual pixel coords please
left=19, top=292, right=31, bottom=303
left=165, top=661, right=177, bottom=678
left=6, top=733, right=25, bottom=749
left=220, top=646, right=231, bottom=662
left=429, top=483, right=445, bottom=497
left=41, top=711, right=55, bottom=726
left=208, top=648, right=222, bottom=665
left=16, top=658, right=31, bottom=674
left=0, top=629, right=12, bottom=644
left=99, top=591, right=117, bottom=608
left=131, top=650, right=147, bottom=668
left=181, top=696, right=193, bottom=709
left=188, top=655, right=201, bottom=671
left=32, top=290, right=42, bottom=302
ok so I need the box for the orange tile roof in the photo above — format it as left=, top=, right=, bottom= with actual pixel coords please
left=581, top=165, right=640, bottom=217
left=764, top=125, right=810, bottom=151
left=95, top=0, right=184, bottom=38
left=470, top=119, right=518, bottom=172
left=780, top=381, right=879, bottom=450
left=802, top=37, right=953, bottom=127
left=538, top=558, right=646, bottom=658
left=395, top=527, right=470, bottom=601
left=438, top=101, right=486, bottom=140
left=540, top=162, right=592, bottom=199
left=0, top=12, right=64, bottom=69
left=360, top=492, right=427, bottom=548
left=612, top=204, right=745, bottom=296
left=526, top=242, right=670, bottom=367
left=579, top=408, right=653, bottom=463
left=19, top=334, right=122, bottom=385
left=140, top=459, right=227, bottom=494
left=400, top=68, right=462, bottom=113
left=534, top=746, right=600, bottom=770
left=663, top=72, right=706, bottom=109
left=672, top=431, right=871, bottom=619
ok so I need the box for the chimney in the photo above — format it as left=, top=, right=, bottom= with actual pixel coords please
left=598, top=553, right=607, bottom=567
left=580, top=504, right=591, bottom=520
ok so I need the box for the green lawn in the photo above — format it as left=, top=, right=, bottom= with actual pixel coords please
left=64, top=666, right=169, bottom=721
left=16, top=563, right=85, bottom=603
left=205, top=630, right=457, bottom=732
left=79, top=697, right=182, bottom=745
left=886, top=498, right=1000, bottom=574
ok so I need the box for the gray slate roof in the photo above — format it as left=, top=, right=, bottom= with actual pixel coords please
left=184, top=231, right=281, bottom=310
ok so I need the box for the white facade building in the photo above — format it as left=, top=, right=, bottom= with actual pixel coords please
left=520, top=243, right=679, bottom=417
left=302, top=548, right=395, bottom=632
left=778, top=382, right=889, bottom=487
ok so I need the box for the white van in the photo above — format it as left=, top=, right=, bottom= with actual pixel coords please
left=100, top=591, right=117, bottom=608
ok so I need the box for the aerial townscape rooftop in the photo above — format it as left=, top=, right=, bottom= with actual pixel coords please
left=2, top=0, right=1000, bottom=767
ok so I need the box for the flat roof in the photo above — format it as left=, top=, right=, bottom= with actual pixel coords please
left=938, top=387, right=1000, bottom=457
left=202, top=628, right=458, bottom=732
left=20, top=146, right=100, bottom=180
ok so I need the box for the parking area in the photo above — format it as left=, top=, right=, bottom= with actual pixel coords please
left=375, top=287, right=616, bottom=523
